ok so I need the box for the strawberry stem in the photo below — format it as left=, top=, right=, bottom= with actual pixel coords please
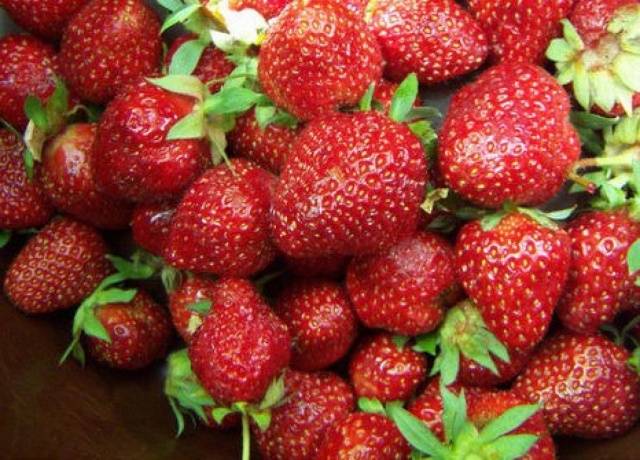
left=241, top=413, right=251, bottom=460
left=567, top=172, right=597, bottom=194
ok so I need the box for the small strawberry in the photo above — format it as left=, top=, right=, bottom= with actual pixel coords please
left=131, top=201, right=176, bottom=257
left=347, top=231, right=457, bottom=336
left=3, top=217, right=111, bottom=314
left=284, top=253, right=349, bottom=279
left=165, top=159, right=277, bottom=277
left=0, top=34, right=58, bottom=130
left=229, top=0, right=291, bottom=19
left=59, top=0, right=162, bottom=104
left=258, top=0, right=383, bottom=120
left=0, top=0, right=88, bottom=41
left=513, top=332, right=640, bottom=439
left=273, top=279, right=358, bottom=371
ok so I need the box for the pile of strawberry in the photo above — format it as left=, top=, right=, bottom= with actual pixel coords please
left=2, top=0, right=640, bottom=458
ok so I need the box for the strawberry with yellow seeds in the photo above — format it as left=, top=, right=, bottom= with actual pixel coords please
left=0, top=0, right=88, bottom=41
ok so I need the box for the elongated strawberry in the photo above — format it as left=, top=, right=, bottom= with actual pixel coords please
left=229, top=0, right=291, bottom=18
left=0, top=0, right=88, bottom=41
left=131, top=201, right=176, bottom=257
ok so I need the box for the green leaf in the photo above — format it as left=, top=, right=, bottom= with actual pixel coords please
left=168, top=397, right=186, bottom=436
left=255, top=105, right=277, bottom=129
left=204, top=87, right=268, bottom=115
left=161, top=3, right=201, bottom=33
left=0, top=230, right=11, bottom=248
left=147, top=75, right=205, bottom=101
left=440, top=386, right=467, bottom=443
left=358, top=397, right=386, bottom=415
left=478, top=404, right=540, bottom=444
left=601, top=182, right=627, bottom=208
left=413, top=332, right=439, bottom=355
left=259, top=375, right=286, bottom=410
left=188, top=299, right=212, bottom=314
left=439, top=343, right=460, bottom=386
left=406, top=106, right=441, bottom=122
left=541, top=206, right=577, bottom=221
left=359, top=82, right=376, bottom=112
left=47, top=79, right=70, bottom=118
left=387, top=403, right=449, bottom=457
left=250, top=411, right=272, bottom=432
left=82, top=311, right=111, bottom=342
left=570, top=111, right=619, bottom=129
left=212, top=407, right=234, bottom=425
left=24, top=95, right=48, bottom=132
left=106, top=254, right=155, bottom=280
left=392, top=335, right=409, bottom=350
left=486, top=434, right=539, bottom=460
left=630, top=160, right=640, bottom=193
left=23, top=148, right=34, bottom=181
left=390, top=73, right=419, bottom=123
left=480, top=210, right=507, bottom=231
left=167, top=111, right=205, bottom=140
left=157, top=0, right=184, bottom=12
left=627, top=239, right=640, bottom=274
left=94, top=288, right=137, bottom=306
left=169, top=38, right=207, bottom=76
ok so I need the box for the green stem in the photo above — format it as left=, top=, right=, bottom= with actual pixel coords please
left=241, top=413, right=250, bottom=460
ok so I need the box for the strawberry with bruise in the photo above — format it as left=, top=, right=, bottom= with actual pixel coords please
left=165, top=159, right=277, bottom=277
left=0, top=0, right=88, bottom=41
left=229, top=0, right=291, bottom=19
left=347, top=231, right=457, bottom=337
left=59, top=0, right=162, bottom=104
left=273, top=279, right=358, bottom=371
left=131, top=201, right=176, bottom=257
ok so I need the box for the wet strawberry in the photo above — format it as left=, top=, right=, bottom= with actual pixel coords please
left=131, top=201, right=176, bottom=257
left=0, top=0, right=88, bottom=41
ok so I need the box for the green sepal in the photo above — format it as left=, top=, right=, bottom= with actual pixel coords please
left=386, top=402, right=450, bottom=458
left=571, top=111, right=620, bottom=129
left=392, top=335, right=410, bottom=350
left=629, top=348, right=640, bottom=374
left=441, top=385, right=467, bottom=444
left=254, top=104, right=298, bottom=130
left=161, top=3, right=202, bottom=33
left=188, top=299, right=213, bottom=315
left=413, top=332, right=439, bottom=355
left=479, top=209, right=509, bottom=231
left=169, top=38, right=208, bottom=76
left=23, top=148, right=34, bottom=181
left=157, top=0, right=185, bottom=12
left=250, top=411, right=272, bottom=432
left=390, top=73, right=419, bottom=123
left=106, top=254, right=156, bottom=280
left=485, top=433, right=539, bottom=460
left=259, top=374, right=286, bottom=411
left=627, top=239, right=640, bottom=278
left=24, top=95, right=48, bottom=132
left=359, top=82, right=376, bottom=112
left=147, top=75, right=206, bottom=101
left=477, top=404, right=540, bottom=444
left=409, top=120, right=438, bottom=156
left=421, top=188, right=449, bottom=215
left=0, top=230, right=10, bottom=249
left=212, top=407, right=234, bottom=425
left=168, top=110, right=205, bottom=140
left=358, top=397, right=387, bottom=415
left=203, top=87, right=268, bottom=115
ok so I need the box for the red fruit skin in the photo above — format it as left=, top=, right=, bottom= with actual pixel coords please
left=570, top=0, right=635, bottom=47
left=457, top=348, right=531, bottom=388
left=3, top=218, right=112, bottom=314
left=438, top=63, right=581, bottom=208
left=369, top=0, right=489, bottom=84
left=285, top=253, right=349, bottom=279
left=347, top=231, right=456, bottom=336
left=85, top=290, right=173, bottom=370
left=349, top=333, right=428, bottom=403
left=557, top=210, right=640, bottom=334
left=0, top=129, right=53, bottom=230
left=513, top=333, right=640, bottom=439
left=40, top=123, right=132, bottom=230
left=0, top=0, right=88, bottom=41
left=165, top=159, right=277, bottom=277
left=227, top=109, right=300, bottom=174
left=274, top=279, right=358, bottom=371
left=92, top=78, right=209, bottom=203
left=258, top=0, right=383, bottom=120
left=131, top=201, right=176, bottom=257
left=0, top=34, right=58, bottom=130
left=59, top=0, right=162, bottom=104
left=271, top=111, right=427, bottom=258
left=253, top=370, right=355, bottom=460
left=229, top=0, right=292, bottom=19
left=455, top=213, right=571, bottom=354
left=315, top=413, right=411, bottom=460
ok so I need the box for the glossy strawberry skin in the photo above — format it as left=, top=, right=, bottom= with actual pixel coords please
left=347, top=231, right=456, bottom=336
left=438, top=63, right=580, bottom=208
left=271, top=111, right=427, bottom=258
left=253, top=370, right=355, bottom=460
left=3, top=218, right=112, bottom=314
left=131, top=201, right=176, bottom=257
left=457, top=348, right=531, bottom=388
left=514, top=333, right=640, bottom=439
left=455, top=213, right=571, bottom=354
left=0, top=129, right=53, bottom=230
left=165, top=159, right=277, bottom=277
left=0, top=0, right=88, bottom=41
left=92, top=78, right=209, bottom=203
left=59, top=0, right=162, bottom=104
left=274, top=279, right=358, bottom=371
left=40, top=123, right=132, bottom=230
left=258, top=0, right=383, bottom=120
left=369, top=0, right=489, bottom=84
left=0, top=34, right=58, bottom=130
left=570, top=0, right=634, bottom=47
left=229, top=0, right=291, bottom=19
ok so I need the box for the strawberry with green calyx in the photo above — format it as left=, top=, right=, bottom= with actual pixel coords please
left=569, top=110, right=620, bottom=156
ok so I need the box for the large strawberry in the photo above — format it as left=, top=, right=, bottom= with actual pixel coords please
left=258, top=0, right=383, bottom=120
left=271, top=111, right=427, bottom=258
left=131, top=201, right=176, bottom=257
left=513, top=332, right=640, bottom=438
left=59, top=0, right=162, bottom=104
left=3, top=217, right=111, bottom=314
left=347, top=230, right=457, bottom=336
left=438, top=63, right=581, bottom=208
left=0, top=0, right=88, bottom=41
left=229, top=0, right=291, bottom=19
left=165, top=159, right=277, bottom=277
left=92, top=78, right=209, bottom=203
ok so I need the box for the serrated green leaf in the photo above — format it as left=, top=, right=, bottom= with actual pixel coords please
left=24, top=96, right=48, bottom=132
left=486, top=434, right=539, bottom=460
left=147, top=75, right=205, bottom=101
left=390, top=73, right=419, bottom=123
left=188, top=299, right=212, bottom=314
left=358, top=397, right=386, bottom=415
left=167, top=111, right=205, bottom=140
left=161, top=3, right=201, bottom=33
left=387, top=403, right=449, bottom=457
left=204, top=87, right=267, bottom=115
left=0, top=230, right=10, bottom=248
left=478, top=404, right=540, bottom=444
left=359, top=82, right=376, bottom=112
left=82, top=311, right=111, bottom=342
left=169, top=38, right=207, bottom=76
left=94, top=288, right=137, bottom=306
left=441, top=386, right=467, bottom=443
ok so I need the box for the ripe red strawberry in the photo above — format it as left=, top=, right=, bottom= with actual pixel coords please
left=513, top=332, right=640, bottom=438
left=131, top=201, right=176, bottom=257
left=0, top=34, right=58, bottom=130
left=85, top=289, right=172, bottom=369
left=438, top=63, right=581, bottom=208
left=271, top=111, right=427, bottom=258
left=273, top=279, right=358, bottom=371
left=165, top=159, right=277, bottom=277
left=347, top=231, right=457, bottom=336
left=369, top=0, right=489, bottom=84
left=457, top=348, right=531, bottom=388
left=39, top=123, right=132, bottom=230
left=3, top=217, right=111, bottom=314
left=455, top=212, right=571, bottom=354
left=0, top=129, right=53, bottom=230
left=284, top=253, right=349, bottom=279
left=258, top=0, right=383, bottom=120
left=349, top=333, right=428, bottom=403
left=316, top=412, right=411, bottom=460
left=229, top=0, right=291, bottom=19
left=92, top=78, right=209, bottom=203
left=0, top=0, right=88, bottom=41
left=557, top=209, right=640, bottom=334
left=59, top=0, right=162, bottom=104
left=253, top=370, right=355, bottom=460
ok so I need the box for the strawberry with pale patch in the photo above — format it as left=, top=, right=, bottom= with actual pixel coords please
left=0, top=0, right=88, bottom=41
left=131, top=201, right=176, bottom=257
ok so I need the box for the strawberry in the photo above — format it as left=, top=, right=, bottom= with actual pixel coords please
left=368, top=0, right=489, bottom=84
left=253, top=370, right=355, bottom=460
left=258, top=0, right=383, bottom=120
left=165, top=159, right=277, bottom=277
left=349, top=333, right=428, bottom=403
left=229, top=0, right=291, bottom=19
left=273, top=279, right=358, bottom=371
left=271, top=111, right=427, bottom=258
left=39, top=123, right=132, bottom=230
left=438, top=63, right=581, bottom=208
left=59, top=0, right=162, bottom=104
left=284, top=254, right=349, bottom=279
left=457, top=348, right=531, bottom=388
left=0, top=0, right=88, bottom=41
left=0, top=34, right=58, bottom=131
left=0, top=129, right=53, bottom=230
left=316, top=413, right=411, bottom=460
left=131, top=201, right=176, bottom=257
left=3, top=217, right=111, bottom=314
left=557, top=209, right=640, bottom=334
left=513, top=332, right=640, bottom=439
left=347, top=231, right=457, bottom=336
left=92, top=78, right=209, bottom=203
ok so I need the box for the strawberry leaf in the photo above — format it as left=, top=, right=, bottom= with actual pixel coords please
left=627, top=239, right=640, bottom=275
left=167, top=111, right=205, bottom=140
left=147, top=75, right=206, bottom=101
left=413, top=332, right=439, bottom=355
left=479, top=210, right=508, bottom=231
left=477, top=404, right=540, bottom=444
left=106, top=254, right=155, bottom=280
left=204, top=87, right=268, bottom=115
left=359, top=82, right=376, bottom=112
left=0, top=230, right=10, bottom=248
left=486, top=434, right=539, bottom=460
left=24, top=95, right=48, bottom=132
left=161, top=3, right=201, bottom=33
left=259, top=375, right=286, bottom=410
left=212, top=407, right=234, bottom=425
left=387, top=402, right=449, bottom=458
left=82, top=310, right=111, bottom=342
left=157, top=0, right=184, bottom=12
left=169, top=38, right=207, bottom=76
left=570, top=111, right=619, bottom=129
left=188, top=299, right=212, bottom=314
left=440, top=386, right=467, bottom=444
left=23, top=148, right=34, bottom=180
left=249, top=411, right=271, bottom=432
left=390, top=73, right=419, bottom=123
left=392, top=335, right=410, bottom=350
left=358, top=397, right=386, bottom=415
left=93, top=288, right=137, bottom=306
